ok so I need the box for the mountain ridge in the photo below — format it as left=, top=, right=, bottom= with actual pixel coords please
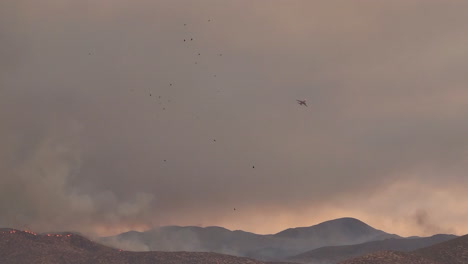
left=288, top=234, right=457, bottom=264
left=100, top=217, right=399, bottom=260
left=0, top=229, right=292, bottom=264
left=338, top=234, right=468, bottom=264
left=0, top=227, right=465, bottom=264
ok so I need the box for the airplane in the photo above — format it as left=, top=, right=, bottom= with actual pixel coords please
left=297, top=99, right=307, bottom=106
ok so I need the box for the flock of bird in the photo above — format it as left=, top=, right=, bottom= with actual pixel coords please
left=134, top=20, right=307, bottom=111
left=149, top=21, right=224, bottom=112
left=87, top=19, right=307, bottom=213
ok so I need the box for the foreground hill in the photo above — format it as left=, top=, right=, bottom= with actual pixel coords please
left=338, top=234, right=468, bottom=264
left=101, top=217, right=398, bottom=260
left=289, top=234, right=456, bottom=264
left=414, top=234, right=468, bottom=264
left=0, top=228, right=286, bottom=264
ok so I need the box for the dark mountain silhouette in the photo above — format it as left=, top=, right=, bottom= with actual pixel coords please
left=338, top=234, right=468, bottom=264
left=275, top=218, right=388, bottom=239
left=288, top=234, right=456, bottom=264
left=100, top=217, right=399, bottom=260
left=0, top=228, right=292, bottom=264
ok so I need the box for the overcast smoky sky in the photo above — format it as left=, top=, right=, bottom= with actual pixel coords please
left=1, top=0, right=468, bottom=237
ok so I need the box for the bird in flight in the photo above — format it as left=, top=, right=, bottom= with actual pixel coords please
left=297, top=99, right=307, bottom=106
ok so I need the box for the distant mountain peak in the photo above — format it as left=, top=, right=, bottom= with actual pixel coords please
left=274, top=217, right=384, bottom=238
left=324, top=217, right=368, bottom=224
left=314, top=217, right=371, bottom=227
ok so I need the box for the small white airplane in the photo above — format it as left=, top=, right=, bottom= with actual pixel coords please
left=296, top=99, right=307, bottom=107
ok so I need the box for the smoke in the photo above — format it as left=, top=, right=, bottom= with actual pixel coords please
left=101, top=234, right=151, bottom=252
left=100, top=228, right=209, bottom=253
left=0, top=119, right=156, bottom=234
left=413, top=209, right=454, bottom=235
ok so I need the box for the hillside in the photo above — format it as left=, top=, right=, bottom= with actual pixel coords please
left=414, top=234, right=468, bottom=264
left=289, top=234, right=456, bottom=264
left=338, top=251, right=439, bottom=264
left=101, top=217, right=398, bottom=260
left=338, top=235, right=468, bottom=264
left=0, top=229, right=288, bottom=264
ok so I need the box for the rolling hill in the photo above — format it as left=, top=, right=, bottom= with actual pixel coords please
left=100, top=217, right=399, bottom=260
left=338, top=234, right=468, bottom=264
left=413, top=234, right=468, bottom=264
left=1, top=225, right=465, bottom=264
left=0, top=228, right=287, bottom=264
left=288, top=234, right=456, bottom=264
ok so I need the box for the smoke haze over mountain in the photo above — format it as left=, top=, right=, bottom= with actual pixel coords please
left=1, top=0, right=468, bottom=236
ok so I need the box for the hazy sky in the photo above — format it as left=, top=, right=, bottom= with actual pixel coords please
left=1, top=0, right=468, bottom=237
